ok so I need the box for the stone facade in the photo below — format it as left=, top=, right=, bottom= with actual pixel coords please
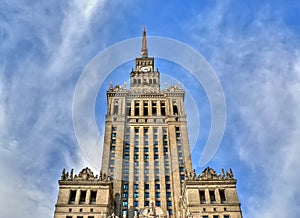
left=180, top=167, right=242, bottom=218
left=54, top=168, right=113, bottom=218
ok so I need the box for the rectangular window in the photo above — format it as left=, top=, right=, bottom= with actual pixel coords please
left=180, top=175, right=185, bottom=180
left=144, top=154, right=149, bottom=159
left=166, top=192, right=171, bottom=198
left=145, top=184, right=149, bottom=189
left=202, top=216, right=208, bottom=218
left=223, top=216, right=230, bottom=218
left=168, top=210, right=173, bottom=215
left=179, top=167, right=184, bottom=172
left=155, top=169, right=160, bottom=174
left=154, top=154, right=159, bottom=159
left=199, top=190, right=206, bottom=204
left=166, top=184, right=171, bottom=189
left=134, top=154, right=139, bottom=159
left=156, top=201, right=161, bottom=206
left=156, top=192, right=160, bottom=198
left=153, top=128, right=158, bottom=133
left=144, top=141, right=149, bottom=146
left=79, top=190, right=86, bottom=204
left=123, top=192, right=128, bottom=198
left=145, top=192, right=150, bottom=198
left=122, top=201, right=128, bottom=207
left=134, top=192, right=139, bottom=198
left=123, top=184, right=128, bottom=190
left=144, top=147, right=149, bottom=152
left=134, top=201, right=139, bottom=207
left=213, top=216, right=219, bottom=218
left=164, top=148, right=168, bottom=152
left=154, top=147, right=158, bottom=152
left=134, top=162, right=139, bottom=167
left=124, top=147, right=130, bottom=152
left=210, top=190, right=216, bottom=203
left=134, top=184, right=139, bottom=190
left=134, top=128, right=139, bottom=133
left=165, top=176, right=170, bottom=181
left=219, top=190, right=226, bottom=203
left=69, top=190, right=76, bottom=204
left=90, top=191, right=97, bottom=204
left=144, top=169, right=149, bottom=174
left=134, top=169, right=139, bottom=174
left=167, top=201, right=172, bottom=206
left=110, top=146, right=116, bottom=151
left=145, top=201, right=150, bottom=206
left=155, top=184, right=160, bottom=189
left=134, top=147, right=139, bottom=152
left=111, top=139, right=116, bottom=144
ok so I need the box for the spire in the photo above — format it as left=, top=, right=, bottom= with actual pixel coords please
left=141, top=27, right=148, bottom=58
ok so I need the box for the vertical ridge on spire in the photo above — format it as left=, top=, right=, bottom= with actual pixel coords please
left=141, top=27, right=148, bottom=58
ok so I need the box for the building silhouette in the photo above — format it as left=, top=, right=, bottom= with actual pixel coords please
left=54, top=29, right=242, bottom=218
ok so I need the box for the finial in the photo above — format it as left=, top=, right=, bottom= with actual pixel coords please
left=141, top=27, right=148, bottom=58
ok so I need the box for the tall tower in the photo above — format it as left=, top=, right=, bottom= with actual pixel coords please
left=101, top=28, right=193, bottom=217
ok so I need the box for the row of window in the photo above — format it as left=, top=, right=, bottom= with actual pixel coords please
left=69, top=190, right=97, bottom=204
left=202, top=216, right=230, bottom=218
left=66, top=216, right=94, bottom=218
left=199, top=189, right=226, bottom=204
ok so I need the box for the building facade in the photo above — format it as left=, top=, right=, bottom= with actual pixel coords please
left=54, top=29, right=242, bottom=218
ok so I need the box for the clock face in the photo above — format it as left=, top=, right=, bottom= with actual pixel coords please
left=140, top=66, right=150, bottom=72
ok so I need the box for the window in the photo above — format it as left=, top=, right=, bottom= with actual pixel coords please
left=163, top=141, right=168, bottom=145
left=88, top=216, right=94, bottom=218
left=154, top=154, right=159, bottom=159
left=124, top=147, right=129, bottom=152
left=210, top=190, right=216, bottom=203
left=134, top=154, right=139, bottom=160
left=145, top=192, right=150, bottom=198
left=69, top=190, right=76, bottom=204
left=144, top=147, right=149, bottom=152
left=134, top=162, right=139, bottom=167
left=166, top=192, right=171, bottom=198
left=110, top=146, right=116, bottom=151
left=153, top=128, right=158, bottom=133
left=224, top=216, right=230, bottom=218
left=112, top=132, right=117, bottom=137
left=213, top=216, right=219, bottom=218
left=134, top=169, right=139, bottom=174
left=145, top=201, right=149, bottom=206
left=122, top=201, right=128, bottom=206
left=202, top=216, right=208, bottom=218
left=219, top=189, right=226, bottom=203
left=164, top=147, right=168, bottom=152
left=179, top=167, right=184, bottom=172
left=123, top=184, right=128, bottom=190
left=111, top=139, right=116, bottom=144
left=168, top=210, right=173, bottom=215
left=155, top=184, right=160, bottom=189
left=154, top=161, right=159, bottom=166
left=123, top=192, right=128, bottom=198
left=166, top=184, right=171, bottom=189
left=145, top=184, right=149, bottom=189
left=134, top=184, right=139, bottom=190
left=124, top=162, right=129, bottom=167
left=180, top=175, right=185, bottom=180
left=155, top=169, right=160, bottom=174
left=90, top=191, right=97, bottom=204
left=66, top=216, right=72, bottom=218
left=199, top=190, right=206, bottom=204
left=124, top=154, right=129, bottom=159
left=154, top=147, right=158, bottom=152
left=77, top=216, right=83, bottom=218
left=134, top=147, right=139, bottom=152
left=156, top=192, right=160, bottom=198
left=134, top=201, right=139, bottom=207
left=79, top=190, right=86, bottom=204
left=144, top=169, right=149, bottom=174
left=178, top=153, right=183, bottom=158
left=144, top=154, right=149, bottom=159
left=165, top=176, right=170, bottom=181
left=163, top=135, right=167, bottom=139
left=134, top=192, right=139, bottom=198
left=175, top=126, right=180, bottom=131
left=167, top=201, right=172, bottom=206
left=156, top=201, right=161, bottom=206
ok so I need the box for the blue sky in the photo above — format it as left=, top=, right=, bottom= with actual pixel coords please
left=1, top=0, right=300, bottom=217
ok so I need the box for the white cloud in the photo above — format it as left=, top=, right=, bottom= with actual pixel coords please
left=0, top=0, right=108, bottom=217
left=186, top=1, right=300, bottom=217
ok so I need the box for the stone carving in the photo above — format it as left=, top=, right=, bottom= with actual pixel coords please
left=60, top=167, right=111, bottom=181
left=185, top=167, right=235, bottom=181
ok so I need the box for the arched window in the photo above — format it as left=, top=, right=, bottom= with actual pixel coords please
left=173, top=103, right=178, bottom=115
left=113, top=100, right=118, bottom=115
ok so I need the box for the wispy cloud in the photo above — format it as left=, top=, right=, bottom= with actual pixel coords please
left=186, top=1, right=300, bottom=216
left=0, top=0, right=108, bottom=217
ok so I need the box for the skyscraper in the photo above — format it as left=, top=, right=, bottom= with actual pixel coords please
left=100, top=28, right=192, bottom=217
left=54, top=29, right=242, bottom=218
